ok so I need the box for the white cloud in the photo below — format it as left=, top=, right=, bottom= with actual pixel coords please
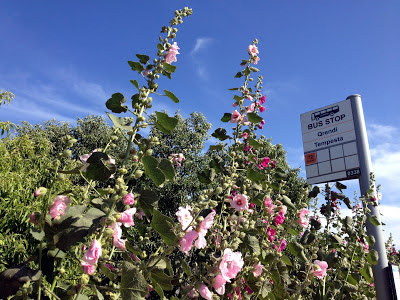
left=190, top=38, right=213, bottom=79
left=190, top=38, right=213, bottom=56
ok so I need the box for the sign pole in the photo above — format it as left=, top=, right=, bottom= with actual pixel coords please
left=348, top=94, right=391, bottom=300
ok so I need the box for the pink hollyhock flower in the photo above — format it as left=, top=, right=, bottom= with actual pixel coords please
left=143, top=69, right=149, bottom=76
left=118, top=208, right=136, bottom=227
left=254, top=56, right=260, bottom=64
left=49, top=195, right=72, bottom=219
left=81, top=261, right=96, bottom=275
left=180, top=230, right=198, bottom=255
left=298, top=208, right=309, bottom=228
left=230, top=110, right=241, bottom=123
left=264, top=197, right=272, bottom=207
left=199, top=283, right=213, bottom=300
left=176, top=205, right=193, bottom=230
left=280, top=205, right=287, bottom=215
left=253, top=262, right=263, bottom=277
left=267, top=226, right=276, bottom=242
left=260, top=95, right=266, bottom=104
left=83, top=239, right=102, bottom=265
left=187, top=288, right=196, bottom=298
left=219, top=248, right=244, bottom=282
left=275, top=212, right=285, bottom=225
left=259, top=106, right=266, bottom=113
left=312, top=260, right=328, bottom=279
left=165, top=42, right=180, bottom=64
left=34, top=187, right=47, bottom=197
left=123, top=192, right=135, bottom=205
left=258, top=124, right=263, bottom=129
left=232, top=102, right=238, bottom=107
left=136, top=209, right=145, bottom=220
left=230, top=194, right=249, bottom=211
left=247, top=103, right=255, bottom=113
left=242, top=132, right=248, bottom=139
left=195, top=210, right=216, bottom=249
left=276, top=239, right=287, bottom=252
left=247, top=95, right=253, bottom=101
left=110, top=223, right=126, bottom=250
left=261, top=119, right=265, bottom=125
left=261, top=157, right=270, bottom=168
left=213, top=274, right=227, bottom=295
left=248, top=45, right=259, bottom=57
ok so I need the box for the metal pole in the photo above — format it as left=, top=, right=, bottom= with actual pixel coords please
left=348, top=94, right=391, bottom=300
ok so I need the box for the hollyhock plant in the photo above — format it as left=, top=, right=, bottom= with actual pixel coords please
left=80, top=149, right=116, bottom=174
left=274, top=211, right=285, bottom=225
left=230, top=194, right=249, bottom=211
left=118, top=208, right=136, bottom=227
left=312, top=260, right=328, bottom=279
left=49, top=195, right=72, bottom=219
left=261, top=156, right=270, bottom=168
left=176, top=205, right=193, bottom=230
left=123, top=192, right=135, bottom=205
left=219, top=248, right=244, bottom=282
left=165, top=42, right=180, bottom=64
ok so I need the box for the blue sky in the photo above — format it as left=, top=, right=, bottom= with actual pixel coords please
left=1, top=1, right=400, bottom=244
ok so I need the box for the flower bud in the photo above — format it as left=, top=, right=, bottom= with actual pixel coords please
left=81, top=274, right=90, bottom=284
left=63, top=149, right=72, bottom=158
left=134, top=170, right=143, bottom=179
left=103, top=227, right=115, bottom=237
left=119, top=168, right=128, bottom=175
left=34, top=187, right=47, bottom=197
left=145, top=149, right=153, bottom=156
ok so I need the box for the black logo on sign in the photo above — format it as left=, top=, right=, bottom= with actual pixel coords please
left=311, top=105, right=340, bottom=121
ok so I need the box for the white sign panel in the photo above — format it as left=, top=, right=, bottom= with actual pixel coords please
left=300, top=99, right=361, bottom=184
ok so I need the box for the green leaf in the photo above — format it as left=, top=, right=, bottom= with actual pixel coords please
left=150, top=210, right=177, bottom=246
left=143, top=156, right=165, bottom=186
left=128, top=61, right=145, bottom=73
left=244, top=235, right=261, bottom=256
left=281, top=255, right=292, bottom=266
left=48, top=248, right=66, bottom=258
left=243, top=67, right=251, bottom=76
left=106, top=112, right=133, bottom=131
left=367, top=249, right=379, bottom=265
left=157, top=43, right=164, bottom=51
left=164, top=63, right=177, bottom=73
left=247, top=168, right=263, bottom=184
left=182, top=260, right=192, bottom=276
left=130, top=80, right=140, bottom=90
left=162, top=70, right=171, bottom=79
left=369, top=215, right=381, bottom=226
left=120, top=262, right=148, bottom=300
left=138, top=190, right=159, bottom=216
left=30, top=227, right=44, bottom=241
left=221, top=113, right=232, bottom=122
left=280, top=195, right=296, bottom=210
left=234, top=72, right=243, bottom=78
left=366, top=235, right=376, bottom=247
left=211, top=128, right=230, bottom=141
left=248, top=138, right=263, bottom=149
left=155, top=111, right=178, bottom=134
left=346, top=274, right=358, bottom=286
left=131, top=93, right=140, bottom=107
left=228, top=87, right=239, bottom=91
left=196, top=168, right=216, bottom=184
left=343, top=216, right=353, bottom=231
left=136, top=54, right=150, bottom=64
left=106, top=93, right=128, bottom=113
left=247, top=112, right=263, bottom=123
left=360, top=265, right=374, bottom=283
left=158, top=159, right=175, bottom=180
left=233, top=95, right=243, bottom=101
left=86, top=151, right=117, bottom=181
left=164, top=90, right=179, bottom=103
left=288, top=242, right=306, bottom=261
left=45, top=206, right=105, bottom=250
left=99, top=262, right=117, bottom=281
left=288, top=228, right=301, bottom=236
left=209, top=144, right=224, bottom=151
left=150, top=269, right=173, bottom=291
